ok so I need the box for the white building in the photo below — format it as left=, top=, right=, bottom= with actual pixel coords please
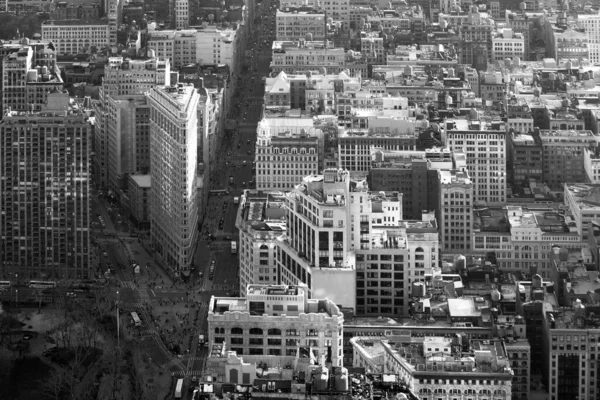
left=147, top=25, right=239, bottom=69
left=255, top=117, right=323, bottom=191
left=103, top=56, right=171, bottom=97
left=148, top=84, right=200, bottom=273
left=584, top=147, right=600, bottom=184
left=382, top=337, right=513, bottom=399
left=492, top=28, right=525, bottom=62
left=578, top=13, right=600, bottom=64
left=270, top=40, right=346, bottom=74
left=41, top=20, right=110, bottom=56
left=207, top=284, right=344, bottom=365
left=276, top=10, right=326, bottom=41
left=564, top=183, right=600, bottom=242
left=444, top=118, right=507, bottom=204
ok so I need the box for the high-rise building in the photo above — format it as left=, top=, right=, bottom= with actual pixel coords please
left=444, top=117, right=506, bottom=204
left=436, top=166, right=473, bottom=253
left=207, top=284, right=344, bottom=366
left=94, top=56, right=170, bottom=190
left=148, top=84, right=200, bottom=273
left=2, top=43, right=64, bottom=114
left=0, top=90, right=91, bottom=279
left=578, top=13, right=600, bottom=63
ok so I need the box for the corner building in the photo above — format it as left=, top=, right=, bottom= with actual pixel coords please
left=207, top=284, right=344, bottom=366
left=148, top=84, right=199, bottom=273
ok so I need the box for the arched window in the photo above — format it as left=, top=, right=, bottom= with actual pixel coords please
left=231, top=327, right=243, bottom=335
left=260, top=244, right=268, bottom=250
left=415, top=247, right=424, bottom=252
left=249, top=328, right=263, bottom=335
left=418, top=388, right=431, bottom=394
left=268, top=328, right=281, bottom=335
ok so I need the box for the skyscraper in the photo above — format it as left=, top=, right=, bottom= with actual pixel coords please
left=148, top=83, right=199, bottom=274
left=0, top=90, right=91, bottom=279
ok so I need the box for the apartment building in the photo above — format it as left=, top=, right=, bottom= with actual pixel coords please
left=553, top=29, right=589, bottom=62
left=276, top=9, right=326, bottom=41
left=207, top=284, right=344, bottom=365
left=492, top=28, right=525, bottom=62
left=106, top=0, right=123, bottom=45
left=444, top=118, right=507, bottom=204
left=0, top=91, right=91, bottom=279
left=148, top=84, right=200, bottom=273
left=382, top=337, right=513, bottom=399
left=254, top=117, right=323, bottom=191
left=506, top=11, right=533, bottom=61
left=437, top=167, right=473, bottom=253
left=2, top=44, right=64, bottom=113
left=539, top=130, right=600, bottom=189
left=457, top=7, right=495, bottom=67
left=270, top=40, right=346, bottom=75
left=584, top=147, right=600, bottom=184
left=41, top=20, right=110, bottom=56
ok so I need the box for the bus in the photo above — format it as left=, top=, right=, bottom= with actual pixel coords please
left=175, top=378, right=184, bottom=399
left=231, top=241, right=237, bottom=254
left=130, top=312, right=141, bottom=327
left=0, top=281, right=11, bottom=291
left=29, top=281, right=56, bottom=289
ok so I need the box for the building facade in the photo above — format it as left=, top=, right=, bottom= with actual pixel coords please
left=41, top=20, right=110, bottom=55
left=148, top=84, right=200, bottom=273
left=207, top=284, right=344, bottom=366
left=0, top=91, right=91, bottom=279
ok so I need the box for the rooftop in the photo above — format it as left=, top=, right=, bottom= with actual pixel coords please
left=565, top=183, right=600, bottom=208
left=42, top=19, right=108, bottom=26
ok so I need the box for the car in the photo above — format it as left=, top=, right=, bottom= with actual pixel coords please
left=66, top=292, right=76, bottom=298
left=225, top=235, right=232, bottom=240
left=22, top=334, right=33, bottom=341
left=247, top=150, right=252, bottom=155
left=243, top=160, right=247, bottom=165
left=247, top=139, right=251, bottom=144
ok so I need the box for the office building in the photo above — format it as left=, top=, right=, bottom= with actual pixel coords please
left=106, top=0, right=123, bottom=45
left=41, top=20, right=111, bottom=56
left=94, top=56, right=170, bottom=191
left=2, top=44, right=64, bottom=114
left=437, top=167, right=473, bottom=253
left=276, top=9, right=326, bottom=42
left=254, top=117, right=323, bottom=191
left=444, top=117, right=507, bottom=204
left=508, top=132, right=543, bottom=184
left=0, top=91, right=91, bottom=279
left=207, top=284, right=344, bottom=365
left=148, top=84, right=199, bottom=273
left=578, top=13, right=600, bottom=63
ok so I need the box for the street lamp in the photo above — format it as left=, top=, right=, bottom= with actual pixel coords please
left=116, top=290, right=120, bottom=347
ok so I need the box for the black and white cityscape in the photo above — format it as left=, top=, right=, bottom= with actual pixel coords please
left=1, top=0, right=600, bottom=399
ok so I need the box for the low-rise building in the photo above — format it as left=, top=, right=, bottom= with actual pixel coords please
left=207, top=284, right=344, bottom=366
left=276, top=9, right=326, bottom=41
left=382, top=336, right=513, bottom=398
left=270, top=40, right=346, bottom=74
left=41, top=20, right=110, bottom=56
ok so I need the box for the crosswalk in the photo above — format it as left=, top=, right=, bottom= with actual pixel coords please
left=121, top=302, right=144, bottom=309
left=121, top=280, right=136, bottom=289
left=186, top=356, right=205, bottom=362
left=173, top=370, right=203, bottom=377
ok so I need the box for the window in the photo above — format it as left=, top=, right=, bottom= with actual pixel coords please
left=250, top=328, right=263, bottom=335
left=268, top=328, right=282, bottom=335
left=231, top=327, right=243, bottom=335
